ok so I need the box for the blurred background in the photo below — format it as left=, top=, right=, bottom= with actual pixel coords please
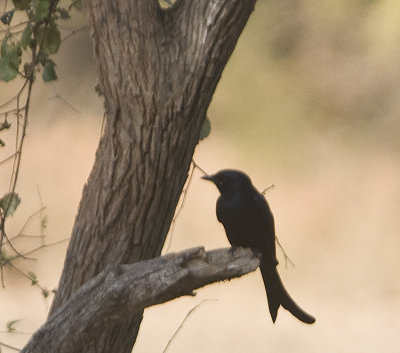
left=1, top=0, right=400, bottom=352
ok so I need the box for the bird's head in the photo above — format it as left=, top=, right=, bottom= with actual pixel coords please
left=201, top=169, right=253, bottom=196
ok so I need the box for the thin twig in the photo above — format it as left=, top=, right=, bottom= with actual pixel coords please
left=260, top=185, right=295, bottom=267
left=165, top=163, right=196, bottom=252
left=0, top=330, right=31, bottom=335
left=48, top=94, right=79, bottom=112
left=163, top=299, right=217, bottom=353
left=262, top=184, right=275, bottom=195
left=0, top=153, right=17, bottom=166
left=7, top=262, right=48, bottom=294
left=8, top=75, right=34, bottom=196
left=22, top=237, right=69, bottom=256
left=1, top=230, right=31, bottom=259
left=0, top=20, right=29, bottom=33
left=36, top=185, right=45, bottom=246
left=15, top=206, right=47, bottom=239
left=61, top=25, right=87, bottom=43
left=0, top=106, right=26, bottom=117
left=192, top=159, right=208, bottom=175
left=0, top=341, right=21, bottom=351
left=11, top=234, right=44, bottom=238
left=164, top=159, right=208, bottom=252
left=1, top=74, right=34, bottom=262
left=275, top=236, right=295, bottom=268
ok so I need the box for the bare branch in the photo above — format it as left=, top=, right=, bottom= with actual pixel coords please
left=0, top=341, right=21, bottom=351
left=262, top=184, right=275, bottom=195
left=61, top=25, right=87, bottom=43
left=22, top=247, right=260, bottom=353
left=275, top=236, right=295, bottom=268
left=14, top=206, right=47, bottom=239
left=260, top=185, right=295, bottom=267
left=192, top=159, right=208, bottom=176
left=0, top=153, right=17, bottom=166
left=47, top=94, right=79, bottom=113
left=22, top=237, right=69, bottom=256
left=165, top=162, right=196, bottom=252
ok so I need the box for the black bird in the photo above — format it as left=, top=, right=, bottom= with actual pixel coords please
left=202, top=169, right=315, bottom=324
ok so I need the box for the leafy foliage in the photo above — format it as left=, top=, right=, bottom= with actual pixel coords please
left=34, top=0, right=50, bottom=21
left=21, top=23, right=33, bottom=49
left=0, top=1, right=74, bottom=293
left=0, top=36, right=21, bottom=82
left=42, top=58, right=57, bottom=81
left=0, top=0, right=73, bottom=83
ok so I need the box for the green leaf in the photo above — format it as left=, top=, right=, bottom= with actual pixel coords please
left=34, top=0, right=50, bottom=21
left=0, top=58, right=18, bottom=81
left=42, top=288, right=49, bottom=298
left=43, top=21, right=61, bottom=54
left=199, top=116, right=211, bottom=141
left=27, top=271, right=38, bottom=285
left=21, top=23, right=32, bottom=49
left=42, top=59, right=57, bottom=81
left=0, top=37, right=21, bottom=82
left=1, top=9, right=15, bottom=25
left=0, top=138, right=5, bottom=147
left=37, top=49, right=47, bottom=65
left=6, top=319, right=20, bottom=332
left=12, top=0, right=30, bottom=10
left=0, top=192, right=21, bottom=217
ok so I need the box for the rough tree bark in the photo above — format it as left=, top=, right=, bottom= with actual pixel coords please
left=49, top=0, right=257, bottom=352
left=22, top=248, right=259, bottom=353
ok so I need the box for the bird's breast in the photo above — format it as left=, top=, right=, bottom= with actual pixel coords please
left=216, top=195, right=272, bottom=250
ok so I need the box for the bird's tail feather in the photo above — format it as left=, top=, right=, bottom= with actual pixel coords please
left=260, top=262, right=315, bottom=324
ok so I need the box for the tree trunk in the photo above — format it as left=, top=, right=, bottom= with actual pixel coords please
left=49, top=1, right=257, bottom=352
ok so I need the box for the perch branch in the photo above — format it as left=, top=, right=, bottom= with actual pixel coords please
left=21, top=247, right=260, bottom=353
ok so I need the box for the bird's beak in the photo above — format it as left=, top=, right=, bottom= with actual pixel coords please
left=201, top=174, right=215, bottom=182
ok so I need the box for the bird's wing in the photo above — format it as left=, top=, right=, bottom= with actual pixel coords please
left=252, top=192, right=276, bottom=236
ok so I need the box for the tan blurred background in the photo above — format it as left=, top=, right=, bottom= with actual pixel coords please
left=1, top=0, right=400, bottom=352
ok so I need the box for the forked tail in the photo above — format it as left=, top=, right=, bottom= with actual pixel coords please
left=260, top=262, right=315, bottom=324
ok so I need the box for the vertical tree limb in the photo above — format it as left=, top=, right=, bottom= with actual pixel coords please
left=50, top=1, right=257, bottom=352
